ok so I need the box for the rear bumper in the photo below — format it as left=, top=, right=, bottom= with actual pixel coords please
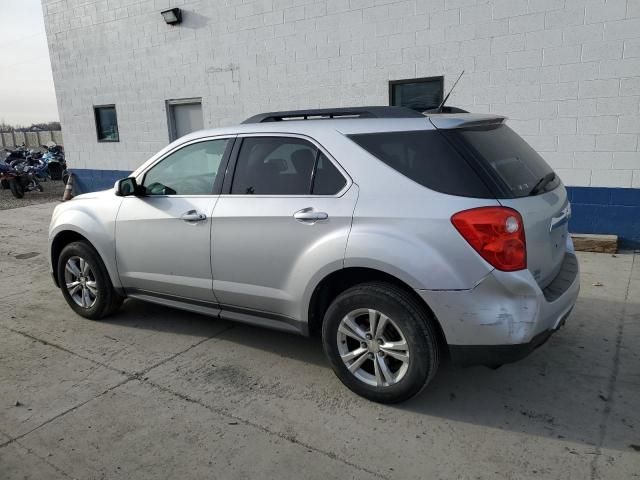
left=417, top=251, right=580, bottom=366
left=448, top=307, right=572, bottom=367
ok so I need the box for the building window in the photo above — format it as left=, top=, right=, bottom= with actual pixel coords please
left=389, top=76, right=444, bottom=112
left=94, top=105, right=119, bottom=142
left=166, top=98, right=203, bottom=141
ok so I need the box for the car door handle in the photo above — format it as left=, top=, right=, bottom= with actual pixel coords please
left=294, top=208, right=329, bottom=223
left=181, top=210, right=207, bottom=222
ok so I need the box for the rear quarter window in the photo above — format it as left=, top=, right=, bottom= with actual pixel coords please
left=348, top=130, right=493, bottom=198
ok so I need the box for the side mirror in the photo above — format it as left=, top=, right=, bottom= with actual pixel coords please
left=115, top=177, right=141, bottom=196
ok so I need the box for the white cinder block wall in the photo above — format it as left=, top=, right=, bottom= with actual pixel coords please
left=43, top=0, right=640, bottom=187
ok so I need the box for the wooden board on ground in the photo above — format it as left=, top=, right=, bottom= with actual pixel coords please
left=571, top=233, right=618, bottom=253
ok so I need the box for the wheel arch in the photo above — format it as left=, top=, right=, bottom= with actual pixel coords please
left=307, top=266, right=449, bottom=356
left=50, top=230, right=91, bottom=287
left=50, top=228, right=121, bottom=291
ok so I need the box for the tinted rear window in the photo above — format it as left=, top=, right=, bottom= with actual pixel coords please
left=348, top=130, right=492, bottom=198
left=445, top=124, right=559, bottom=198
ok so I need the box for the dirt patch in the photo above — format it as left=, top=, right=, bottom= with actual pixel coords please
left=14, top=252, right=40, bottom=260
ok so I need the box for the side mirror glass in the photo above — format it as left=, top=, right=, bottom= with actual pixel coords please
left=115, top=177, right=141, bottom=196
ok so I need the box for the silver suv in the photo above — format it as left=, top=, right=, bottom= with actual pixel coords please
left=49, top=107, right=580, bottom=403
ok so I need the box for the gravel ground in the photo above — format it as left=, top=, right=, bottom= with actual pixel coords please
left=0, top=179, right=65, bottom=210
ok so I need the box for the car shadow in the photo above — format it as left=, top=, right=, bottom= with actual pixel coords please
left=111, top=298, right=330, bottom=368
left=107, top=297, right=637, bottom=453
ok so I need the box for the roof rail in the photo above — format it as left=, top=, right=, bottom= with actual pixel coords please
left=242, top=106, right=425, bottom=124
left=423, top=106, right=469, bottom=114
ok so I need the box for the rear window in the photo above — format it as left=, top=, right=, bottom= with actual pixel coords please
left=444, top=124, right=560, bottom=198
left=348, top=130, right=493, bottom=198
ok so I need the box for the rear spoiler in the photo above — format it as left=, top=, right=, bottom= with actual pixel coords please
left=428, top=114, right=506, bottom=130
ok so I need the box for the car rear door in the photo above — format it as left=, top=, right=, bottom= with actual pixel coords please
left=210, top=134, right=357, bottom=326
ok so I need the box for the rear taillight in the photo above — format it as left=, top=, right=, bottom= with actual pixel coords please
left=451, top=207, right=526, bottom=272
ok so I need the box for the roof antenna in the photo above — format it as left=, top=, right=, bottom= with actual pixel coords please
left=436, top=70, right=465, bottom=113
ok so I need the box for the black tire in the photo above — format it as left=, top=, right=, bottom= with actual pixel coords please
left=57, top=241, right=124, bottom=320
left=0, top=179, right=8, bottom=190
left=9, top=179, right=24, bottom=199
left=322, top=282, right=440, bottom=403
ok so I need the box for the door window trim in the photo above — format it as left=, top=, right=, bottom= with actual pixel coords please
left=135, top=135, right=236, bottom=197
left=221, top=133, right=352, bottom=198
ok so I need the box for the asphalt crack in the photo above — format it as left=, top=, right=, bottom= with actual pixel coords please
left=142, top=379, right=390, bottom=480
left=0, top=323, right=234, bottom=445
left=131, top=324, right=236, bottom=379
left=0, top=376, right=131, bottom=450
left=11, top=440, right=75, bottom=479
left=589, top=251, right=636, bottom=480
left=0, top=324, right=122, bottom=375
left=0, top=322, right=386, bottom=478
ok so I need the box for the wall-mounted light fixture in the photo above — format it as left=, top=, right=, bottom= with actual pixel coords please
left=161, top=8, right=182, bottom=25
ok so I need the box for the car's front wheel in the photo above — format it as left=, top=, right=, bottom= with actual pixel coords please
left=57, top=241, right=123, bottom=320
left=322, top=282, right=440, bottom=403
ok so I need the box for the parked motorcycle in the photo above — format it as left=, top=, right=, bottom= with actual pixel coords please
left=3, top=144, right=29, bottom=164
left=3, top=143, right=67, bottom=184
left=0, top=161, right=43, bottom=198
left=2, top=146, right=28, bottom=189
left=1, top=150, right=15, bottom=189
left=40, top=143, right=66, bottom=181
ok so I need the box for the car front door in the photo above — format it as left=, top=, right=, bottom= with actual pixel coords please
left=211, top=135, right=357, bottom=328
left=115, top=137, right=233, bottom=302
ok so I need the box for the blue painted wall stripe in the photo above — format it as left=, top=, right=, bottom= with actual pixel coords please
left=566, top=186, right=640, bottom=249
left=72, top=168, right=130, bottom=195
left=70, top=169, right=640, bottom=249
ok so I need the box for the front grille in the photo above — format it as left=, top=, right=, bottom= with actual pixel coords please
left=542, top=253, right=579, bottom=302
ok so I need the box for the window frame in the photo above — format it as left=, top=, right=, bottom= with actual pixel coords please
left=388, top=76, right=444, bottom=112
left=136, top=135, right=236, bottom=197
left=93, top=104, right=120, bottom=143
left=222, top=133, right=351, bottom=198
left=347, top=129, right=495, bottom=199
left=166, top=97, right=203, bottom=142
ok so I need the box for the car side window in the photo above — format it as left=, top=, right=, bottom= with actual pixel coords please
left=231, top=137, right=346, bottom=195
left=143, top=139, right=230, bottom=195
left=312, top=153, right=347, bottom=195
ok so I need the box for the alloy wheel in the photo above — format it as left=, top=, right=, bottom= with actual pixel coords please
left=64, top=256, right=98, bottom=308
left=336, top=308, right=410, bottom=387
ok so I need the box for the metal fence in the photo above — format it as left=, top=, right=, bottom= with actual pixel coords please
left=0, top=130, right=63, bottom=148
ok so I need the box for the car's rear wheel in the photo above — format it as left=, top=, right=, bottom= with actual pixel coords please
left=57, top=241, right=123, bottom=319
left=322, top=282, right=439, bottom=403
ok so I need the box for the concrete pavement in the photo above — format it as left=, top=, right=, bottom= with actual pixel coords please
left=0, top=202, right=638, bottom=479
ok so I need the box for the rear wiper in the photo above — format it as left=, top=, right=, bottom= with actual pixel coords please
left=529, top=172, right=556, bottom=196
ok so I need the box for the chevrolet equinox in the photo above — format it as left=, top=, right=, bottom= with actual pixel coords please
left=49, top=107, right=580, bottom=403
